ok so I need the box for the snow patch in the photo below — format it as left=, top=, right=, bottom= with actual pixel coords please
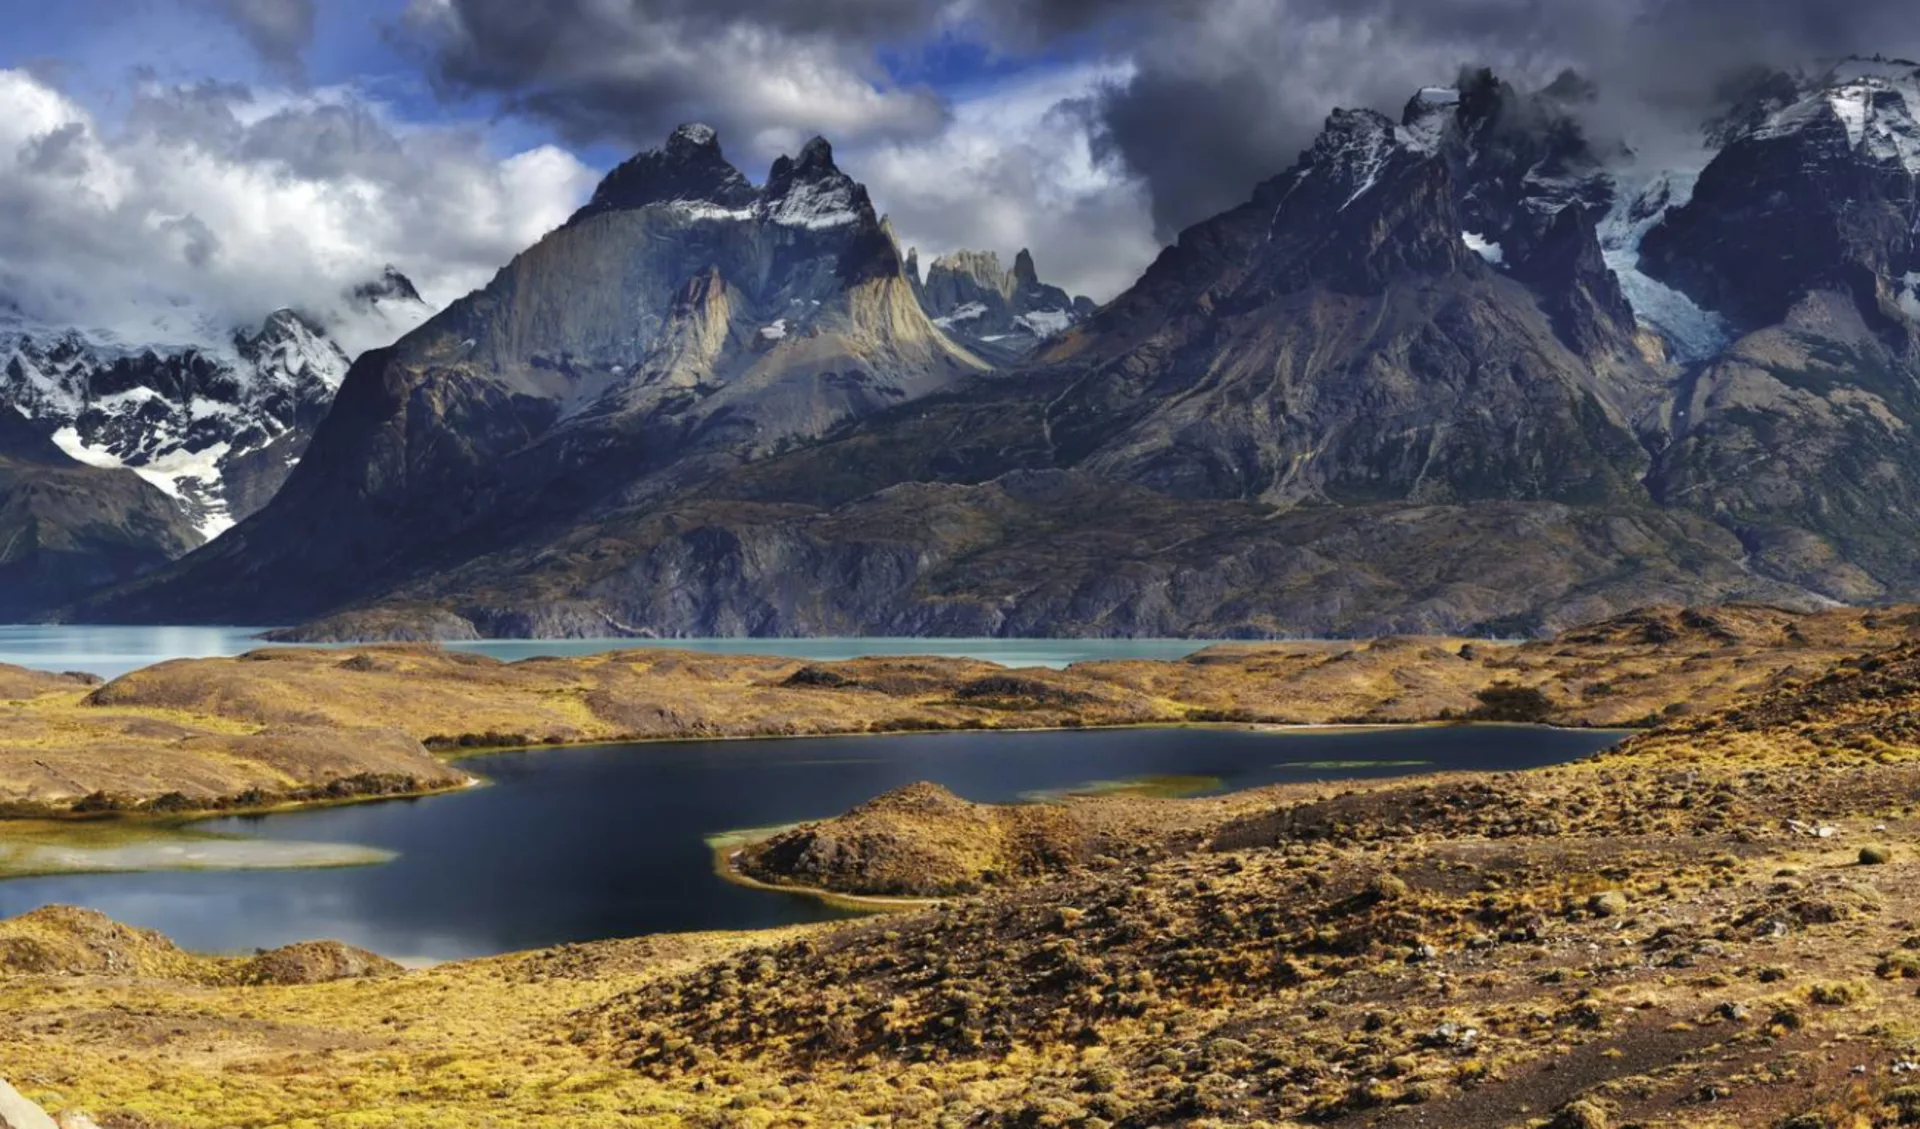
left=1829, top=85, right=1871, bottom=146
left=131, top=442, right=237, bottom=540
left=933, top=302, right=989, bottom=329
left=1330, top=114, right=1400, bottom=211
left=1750, top=62, right=1920, bottom=173
left=1462, top=232, right=1506, bottom=264
left=759, top=319, right=789, bottom=341
left=1899, top=272, right=1920, bottom=322
left=1402, top=87, right=1460, bottom=153
left=762, top=177, right=863, bottom=230
left=50, top=426, right=123, bottom=469
left=92, top=387, right=163, bottom=412
left=1014, top=308, right=1074, bottom=338
left=675, top=123, right=718, bottom=147
left=670, top=201, right=756, bottom=224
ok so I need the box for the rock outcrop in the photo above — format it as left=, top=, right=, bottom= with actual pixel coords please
left=238, top=941, right=403, bottom=986
left=738, top=782, right=1089, bottom=897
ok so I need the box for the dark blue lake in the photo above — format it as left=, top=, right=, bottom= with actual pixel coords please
left=0, top=725, right=1620, bottom=962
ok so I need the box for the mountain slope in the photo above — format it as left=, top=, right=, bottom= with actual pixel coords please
left=1630, top=58, right=1920, bottom=599
left=1034, top=75, right=1660, bottom=506
left=0, top=408, right=202, bottom=619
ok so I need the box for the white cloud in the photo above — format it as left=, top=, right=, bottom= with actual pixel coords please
left=0, top=52, right=1159, bottom=366
left=0, top=70, right=597, bottom=356
left=852, top=61, right=1158, bottom=302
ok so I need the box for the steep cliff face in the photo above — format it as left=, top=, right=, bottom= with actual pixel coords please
left=83, top=126, right=984, bottom=625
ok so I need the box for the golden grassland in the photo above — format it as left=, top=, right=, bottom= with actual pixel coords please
left=17, top=606, right=1920, bottom=1125
left=17, top=676, right=1920, bottom=1127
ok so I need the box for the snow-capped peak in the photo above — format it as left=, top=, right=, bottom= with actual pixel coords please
left=761, top=137, right=869, bottom=231
left=671, top=122, right=720, bottom=149
left=1, top=304, right=359, bottom=540
left=239, top=309, right=352, bottom=391
left=1748, top=57, right=1920, bottom=171
left=1402, top=86, right=1462, bottom=153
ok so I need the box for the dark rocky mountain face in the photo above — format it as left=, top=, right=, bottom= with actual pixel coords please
left=913, top=248, right=1096, bottom=362
left=1630, top=59, right=1920, bottom=599
left=1033, top=73, right=1658, bottom=509
left=72, top=64, right=1920, bottom=639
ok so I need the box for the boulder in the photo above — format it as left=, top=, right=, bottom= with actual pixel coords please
left=0, top=1079, right=56, bottom=1129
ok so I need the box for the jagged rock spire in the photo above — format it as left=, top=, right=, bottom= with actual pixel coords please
left=1012, top=249, right=1039, bottom=288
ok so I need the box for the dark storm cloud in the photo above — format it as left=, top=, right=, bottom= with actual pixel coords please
left=396, top=0, right=952, bottom=157
left=203, top=0, right=318, bottom=80
left=1087, top=0, right=1920, bottom=236
left=398, top=0, right=1920, bottom=274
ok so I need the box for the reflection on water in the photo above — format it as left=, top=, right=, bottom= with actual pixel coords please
left=0, top=726, right=1621, bottom=961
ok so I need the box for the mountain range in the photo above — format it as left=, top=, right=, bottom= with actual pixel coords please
left=44, top=58, right=1920, bottom=639
left=0, top=270, right=430, bottom=613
